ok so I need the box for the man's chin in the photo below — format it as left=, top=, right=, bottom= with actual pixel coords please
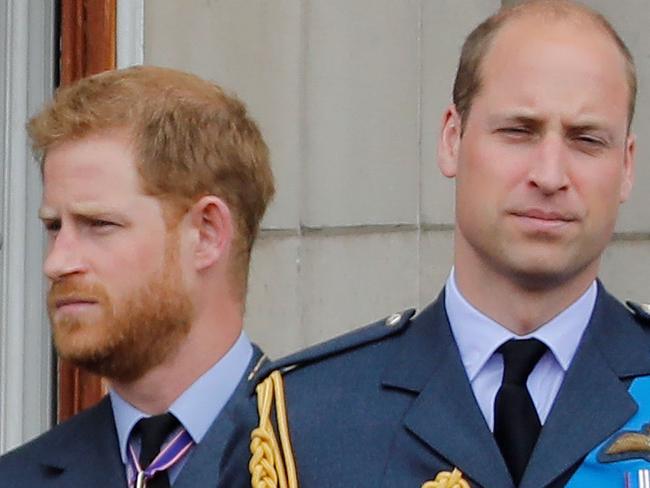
left=504, top=258, right=592, bottom=292
left=51, top=324, right=137, bottom=381
left=53, top=322, right=108, bottom=356
left=53, top=327, right=184, bottom=383
left=57, top=346, right=152, bottom=383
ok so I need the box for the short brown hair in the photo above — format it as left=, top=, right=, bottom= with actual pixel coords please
left=453, top=0, right=637, bottom=130
left=29, top=65, right=275, bottom=301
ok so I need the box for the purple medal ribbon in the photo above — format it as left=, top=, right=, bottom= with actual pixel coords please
left=128, top=427, right=195, bottom=488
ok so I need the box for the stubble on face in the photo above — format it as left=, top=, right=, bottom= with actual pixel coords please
left=47, top=230, right=193, bottom=383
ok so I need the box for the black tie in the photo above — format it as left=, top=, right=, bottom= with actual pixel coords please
left=494, top=338, right=547, bottom=486
left=134, top=413, right=179, bottom=488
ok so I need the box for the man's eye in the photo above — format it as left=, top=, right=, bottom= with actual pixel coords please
left=575, top=135, right=605, bottom=146
left=499, top=127, right=532, bottom=135
left=87, top=219, right=120, bottom=231
left=91, top=220, right=115, bottom=227
left=43, top=221, right=61, bottom=233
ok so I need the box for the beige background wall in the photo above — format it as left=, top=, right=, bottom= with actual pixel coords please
left=144, top=0, right=650, bottom=359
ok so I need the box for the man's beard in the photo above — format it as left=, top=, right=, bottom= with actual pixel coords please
left=47, top=237, right=193, bottom=383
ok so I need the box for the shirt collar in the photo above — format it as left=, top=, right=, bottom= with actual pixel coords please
left=445, top=269, right=597, bottom=381
left=110, top=331, right=253, bottom=464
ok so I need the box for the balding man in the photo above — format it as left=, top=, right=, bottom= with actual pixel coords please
left=244, top=1, right=650, bottom=487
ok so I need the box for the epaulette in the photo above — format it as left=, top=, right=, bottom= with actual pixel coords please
left=626, top=301, right=650, bottom=323
left=248, top=308, right=416, bottom=384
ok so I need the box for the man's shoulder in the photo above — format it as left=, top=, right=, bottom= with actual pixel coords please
left=0, top=397, right=112, bottom=477
left=623, top=299, right=650, bottom=340
left=625, top=300, right=650, bottom=326
left=252, top=308, right=417, bottom=384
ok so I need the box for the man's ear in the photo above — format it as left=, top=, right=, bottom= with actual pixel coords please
left=438, top=104, right=462, bottom=178
left=619, top=133, right=636, bottom=203
left=187, top=195, right=234, bottom=271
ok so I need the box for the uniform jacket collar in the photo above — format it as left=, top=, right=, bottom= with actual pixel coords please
left=381, top=283, right=650, bottom=488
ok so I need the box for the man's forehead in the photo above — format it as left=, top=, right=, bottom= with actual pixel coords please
left=484, top=9, right=626, bottom=71
left=39, top=135, right=156, bottom=220
left=480, top=15, right=629, bottom=93
left=494, top=0, right=612, bottom=34
left=492, top=13, right=611, bottom=53
left=41, top=132, right=145, bottom=191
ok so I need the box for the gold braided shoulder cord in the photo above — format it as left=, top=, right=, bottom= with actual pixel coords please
left=421, top=468, right=470, bottom=488
left=250, top=370, right=299, bottom=488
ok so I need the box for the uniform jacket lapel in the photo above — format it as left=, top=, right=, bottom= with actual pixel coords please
left=173, top=405, right=238, bottom=488
left=381, top=293, right=513, bottom=488
left=521, top=284, right=650, bottom=488
left=39, top=397, right=127, bottom=487
left=174, top=345, right=265, bottom=488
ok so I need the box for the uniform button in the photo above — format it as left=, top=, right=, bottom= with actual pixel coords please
left=385, top=313, right=402, bottom=327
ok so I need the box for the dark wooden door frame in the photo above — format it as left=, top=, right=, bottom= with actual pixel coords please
left=58, top=0, right=116, bottom=422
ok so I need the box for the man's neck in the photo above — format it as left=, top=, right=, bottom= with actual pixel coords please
left=453, top=262, right=598, bottom=336
left=110, top=315, right=242, bottom=414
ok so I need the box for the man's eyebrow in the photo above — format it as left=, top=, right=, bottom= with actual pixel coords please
left=565, top=120, right=611, bottom=132
left=491, top=114, right=617, bottom=134
left=38, top=203, right=123, bottom=220
left=489, top=112, right=544, bottom=125
left=68, top=203, right=122, bottom=217
left=38, top=207, right=57, bottom=220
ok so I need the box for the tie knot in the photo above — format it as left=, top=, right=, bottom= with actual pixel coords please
left=498, top=338, right=547, bottom=386
left=134, top=412, right=179, bottom=468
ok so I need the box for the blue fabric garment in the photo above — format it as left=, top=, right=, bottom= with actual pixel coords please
left=0, top=343, right=264, bottom=487
left=446, top=269, right=596, bottom=429
left=567, top=375, right=650, bottom=487
left=110, top=331, right=253, bottom=483
left=224, top=283, right=650, bottom=488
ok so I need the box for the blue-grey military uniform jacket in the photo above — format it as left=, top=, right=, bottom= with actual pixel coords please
left=239, top=283, right=650, bottom=488
left=0, top=347, right=264, bottom=488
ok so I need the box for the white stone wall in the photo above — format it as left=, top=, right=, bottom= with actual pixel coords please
left=144, top=0, right=650, bottom=358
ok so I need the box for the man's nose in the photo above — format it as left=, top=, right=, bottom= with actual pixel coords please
left=527, top=134, right=571, bottom=194
left=43, top=228, right=86, bottom=281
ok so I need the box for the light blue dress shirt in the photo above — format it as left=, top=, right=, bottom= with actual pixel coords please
left=109, top=331, right=253, bottom=484
left=445, top=269, right=597, bottom=431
